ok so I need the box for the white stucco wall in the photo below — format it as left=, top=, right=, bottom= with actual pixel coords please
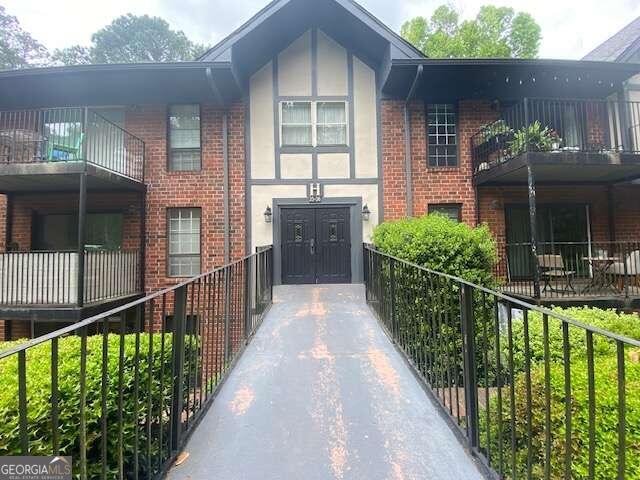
left=353, top=57, right=378, bottom=178
left=251, top=185, right=308, bottom=250
left=250, top=61, right=275, bottom=179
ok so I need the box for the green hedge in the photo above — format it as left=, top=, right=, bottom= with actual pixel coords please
left=371, top=213, right=500, bottom=387
left=372, top=213, right=498, bottom=287
left=0, top=333, right=199, bottom=479
left=483, top=307, right=640, bottom=479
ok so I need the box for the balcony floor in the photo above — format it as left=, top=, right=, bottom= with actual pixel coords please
left=0, top=160, right=144, bottom=193
left=501, top=279, right=640, bottom=307
left=166, top=285, right=484, bottom=480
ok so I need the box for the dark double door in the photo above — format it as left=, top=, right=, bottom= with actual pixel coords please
left=281, top=207, right=351, bottom=284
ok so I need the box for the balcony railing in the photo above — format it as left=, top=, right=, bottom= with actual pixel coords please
left=0, top=250, right=142, bottom=306
left=0, top=107, right=145, bottom=182
left=497, top=240, right=640, bottom=300
left=472, top=98, right=640, bottom=174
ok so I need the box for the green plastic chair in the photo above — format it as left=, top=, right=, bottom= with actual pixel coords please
left=47, top=132, right=84, bottom=161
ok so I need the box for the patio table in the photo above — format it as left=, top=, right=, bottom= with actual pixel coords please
left=582, top=256, right=621, bottom=294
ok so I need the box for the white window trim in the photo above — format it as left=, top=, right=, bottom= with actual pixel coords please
left=279, top=100, right=349, bottom=147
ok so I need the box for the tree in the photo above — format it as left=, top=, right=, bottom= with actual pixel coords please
left=52, top=14, right=208, bottom=66
left=401, top=5, right=541, bottom=59
left=0, top=5, right=48, bottom=69
left=51, top=45, right=92, bottom=66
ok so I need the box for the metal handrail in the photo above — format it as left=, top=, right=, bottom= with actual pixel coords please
left=364, top=244, right=640, bottom=352
left=364, top=244, right=638, bottom=479
left=0, top=247, right=273, bottom=478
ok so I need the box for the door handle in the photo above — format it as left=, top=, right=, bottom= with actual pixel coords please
left=310, top=238, right=315, bottom=255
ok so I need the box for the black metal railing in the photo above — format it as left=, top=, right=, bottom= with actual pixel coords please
left=498, top=241, right=640, bottom=300
left=0, top=107, right=145, bottom=182
left=0, top=250, right=143, bottom=306
left=472, top=98, right=640, bottom=174
left=364, top=245, right=639, bottom=479
left=0, top=246, right=273, bottom=478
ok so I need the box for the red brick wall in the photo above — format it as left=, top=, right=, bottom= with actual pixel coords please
left=124, top=103, right=246, bottom=298
left=381, top=100, right=407, bottom=220
left=612, top=185, right=640, bottom=241
left=381, top=99, right=496, bottom=225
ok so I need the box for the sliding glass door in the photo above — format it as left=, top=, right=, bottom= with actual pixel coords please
left=505, top=204, right=590, bottom=280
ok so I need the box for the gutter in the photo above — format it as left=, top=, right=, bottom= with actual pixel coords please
left=205, top=67, right=231, bottom=263
left=404, top=64, right=423, bottom=217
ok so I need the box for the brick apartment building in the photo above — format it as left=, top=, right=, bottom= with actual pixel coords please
left=1, top=0, right=640, bottom=339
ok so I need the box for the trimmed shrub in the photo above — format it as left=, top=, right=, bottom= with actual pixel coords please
left=0, top=333, right=200, bottom=479
left=372, top=213, right=498, bottom=287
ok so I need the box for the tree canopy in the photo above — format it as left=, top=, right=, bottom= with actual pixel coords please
left=52, top=14, right=208, bottom=65
left=401, top=5, right=541, bottom=58
left=0, top=6, right=48, bottom=69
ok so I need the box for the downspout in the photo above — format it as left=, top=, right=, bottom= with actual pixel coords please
left=404, top=65, right=423, bottom=218
left=206, top=67, right=231, bottom=264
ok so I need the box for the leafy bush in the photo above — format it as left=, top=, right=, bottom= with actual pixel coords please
left=371, top=214, right=499, bottom=387
left=509, top=307, right=640, bottom=374
left=0, top=333, right=200, bottom=479
left=484, top=356, right=640, bottom=479
left=482, top=307, right=640, bottom=479
left=372, top=213, right=498, bottom=287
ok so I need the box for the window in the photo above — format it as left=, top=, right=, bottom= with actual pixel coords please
left=281, top=102, right=312, bottom=146
left=168, top=105, right=201, bottom=171
left=280, top=101, right=348, bottom=147
left=427, top=104, right=458, bottom=167
left=168, top=208, right=201, bottom=277
left=428, top=204, right=462, bottom=222
left=317, top=102, right=347, bottom=145
left=34, top=213, right=124, bottom=251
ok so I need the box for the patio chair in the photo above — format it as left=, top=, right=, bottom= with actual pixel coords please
left=537, top=254, right=576, bottom=294
left=46, top=132, right=84, bottom=161
left=607, top=250, right=640, bottom=290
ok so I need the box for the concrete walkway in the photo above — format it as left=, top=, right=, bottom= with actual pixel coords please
left=166, top=285, right=485, bottom=480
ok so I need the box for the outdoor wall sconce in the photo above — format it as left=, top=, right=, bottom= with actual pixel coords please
left=362, top=204, right=371, bottom=221
left=264, top=205, right=273, bottom=223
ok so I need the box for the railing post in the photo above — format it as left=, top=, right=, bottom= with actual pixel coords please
left=224, top=266, right=231, bottom=362
left=527, top=164, right=541, bottom=299
left=244, top=257, right=251, bottom=340
left=460, top=283, right=479, bottom=449
left=170, top=285, right=187, bottom=453
left=389, top=259, right=396, bottom=336
left=77, top=173, right=87, bottom=307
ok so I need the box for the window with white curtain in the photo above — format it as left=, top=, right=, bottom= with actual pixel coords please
left=168, top=208, right=201, bottom=277
left=168, top=105, right=201, bottom=171
left=280, top=101, right=348, bottom=147
left=317, top=102, right=347, bottom=145
left=281, top=102, right=312, bottom=146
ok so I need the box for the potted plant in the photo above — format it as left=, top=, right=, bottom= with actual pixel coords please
left=509, top=121, right=561, bottom=157
left=479, top=119, right=514, bottom=145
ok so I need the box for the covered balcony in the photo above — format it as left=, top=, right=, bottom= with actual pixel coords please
left=497, top=240, right=640, bottom=306
left=0, top=107, right=145, bottom=191
left=472, top=97, right=640, bottom=185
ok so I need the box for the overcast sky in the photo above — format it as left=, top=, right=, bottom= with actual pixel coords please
left=5, top=0, right=640, bottom=60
